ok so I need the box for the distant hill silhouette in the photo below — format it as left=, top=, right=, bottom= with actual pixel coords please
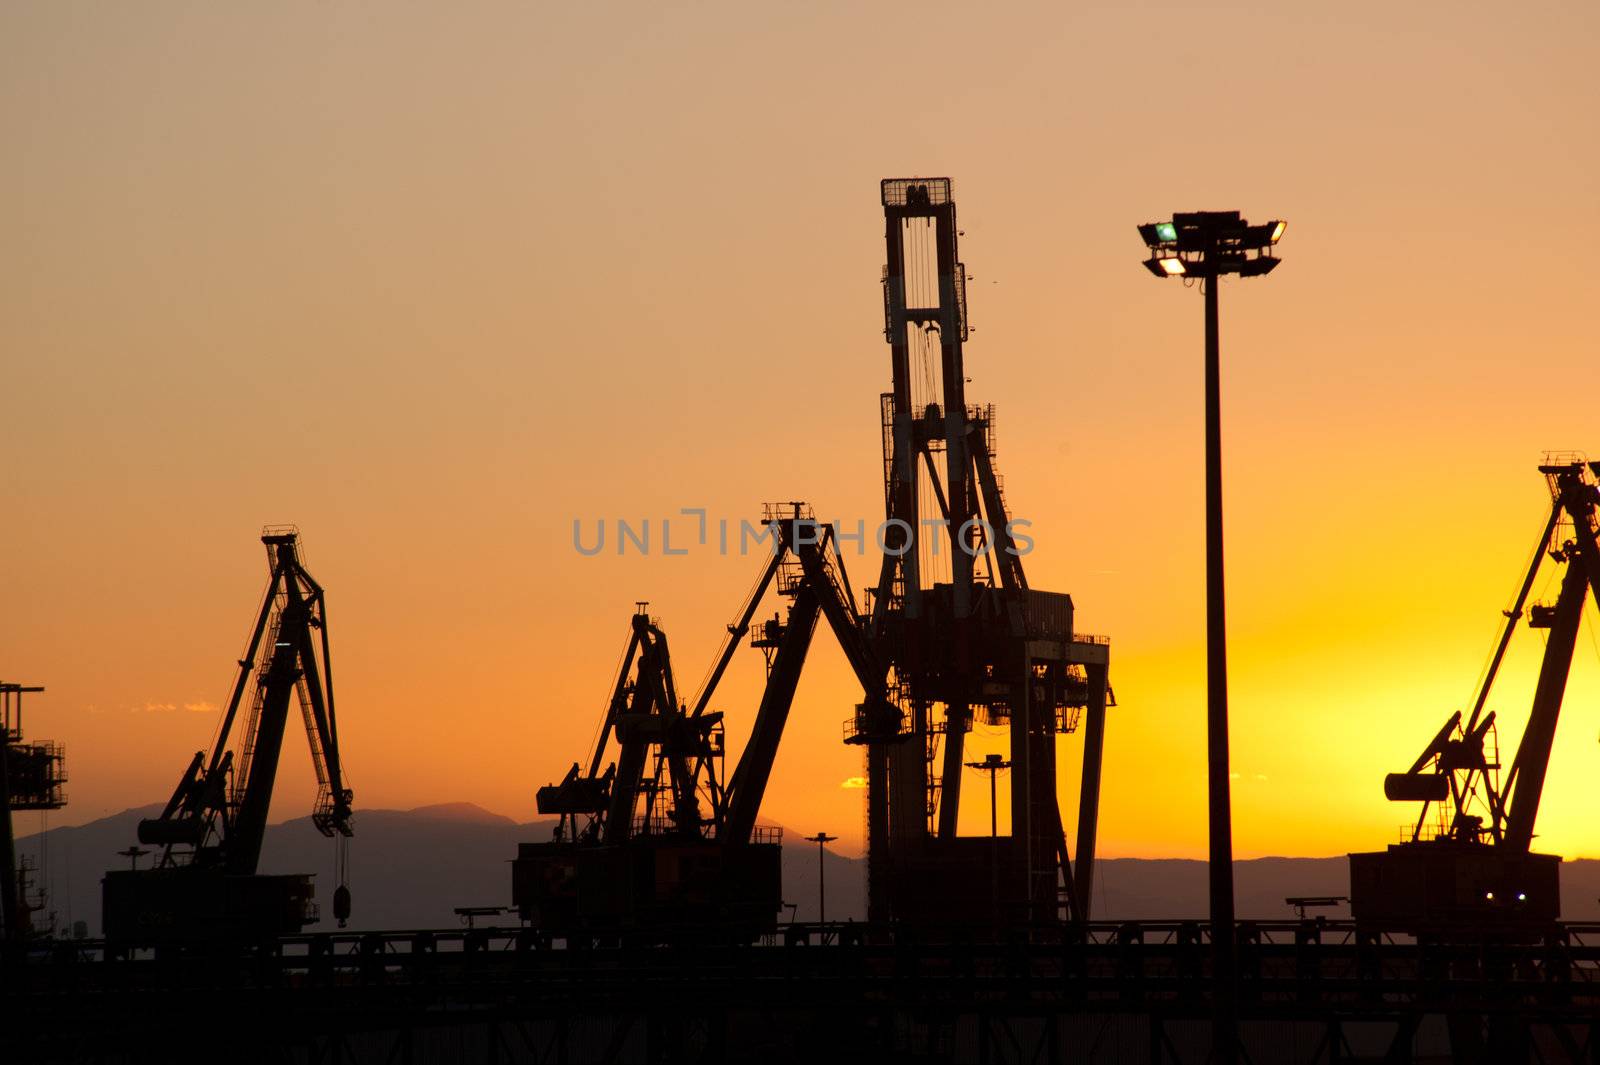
left=19, top=809, right=1600, bottom=935
left=15, top=802, right=548, bottom=935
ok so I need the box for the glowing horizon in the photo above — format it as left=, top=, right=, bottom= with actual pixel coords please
left=5, top=2, right=1599, bottom=868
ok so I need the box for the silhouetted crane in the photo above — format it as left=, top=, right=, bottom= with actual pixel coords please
left=514, top=510, right=882, bottom=938
left=859, top=179, right=1111, bottom=926
left=1, top=682, right=65, bottom=943
left=514, top=597, right=771, bottom=937
left=102, top=529, right=354, bottom=943
left=1350, top=457, right=1600, bottom=931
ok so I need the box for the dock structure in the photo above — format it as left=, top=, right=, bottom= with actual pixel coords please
left=13, top=922, right=1600, bottom=1063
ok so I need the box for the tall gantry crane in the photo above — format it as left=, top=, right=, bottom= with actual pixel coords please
left=102, top=529, right=354, bottom=943
left=1350, top=457, right=1600, bottom=930
left=860, top=179, right=1111, bottom=926
left=1, top=682, right=66, bottom=944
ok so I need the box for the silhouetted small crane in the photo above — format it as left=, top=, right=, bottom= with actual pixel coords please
left=102, top=528, right=354, bottom=943
left=1351, top=457, right=1600, bottom=931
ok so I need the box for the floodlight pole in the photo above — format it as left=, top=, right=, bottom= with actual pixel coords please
left=1141, top=211, right=1281, bottom=1065
left=1203, top=269, right=1237, bottom=1065
left=804, top=832, right=837, bottom=925
left=967, top=754, right=1010, bottom=928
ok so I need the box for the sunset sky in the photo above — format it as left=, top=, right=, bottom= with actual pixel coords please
left=4, top=2, right=1598, bottom=866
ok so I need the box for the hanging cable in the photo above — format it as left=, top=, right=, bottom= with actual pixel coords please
left=688, top=546, right=779, bottom=714
left=38, top=807, right=48, bottom=932
left=1583, top=606, right=1600, bottom=743
left=582, top=622, right=635, bottom=778
left=333, top=833, right=350, bottom=928
left=1463, top=501, right=1557, bottom=714
left=206, top=571, right=276, bottom=762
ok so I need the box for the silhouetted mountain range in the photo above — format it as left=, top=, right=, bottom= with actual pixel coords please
left=18, top=806, right=1600, bottom=935
left=13, top=803, right=865, bottom=935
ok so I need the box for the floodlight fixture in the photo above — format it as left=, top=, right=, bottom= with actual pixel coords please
left=1139, top=221, right=1179, bottom=246
left=1137, top=211, right=1286, bottom=281
left=1238, top=220, right=1288, bottom=248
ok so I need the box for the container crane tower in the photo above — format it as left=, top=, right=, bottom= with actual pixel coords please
left=859, top=179, right=1112, bottom=926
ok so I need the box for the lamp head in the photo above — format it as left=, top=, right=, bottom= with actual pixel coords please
left=1138, top=212, right=1285, bottom=279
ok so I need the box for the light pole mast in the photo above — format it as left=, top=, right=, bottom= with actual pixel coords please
left=804, top=832, right=837, bottom=925
left=1137, top=211, right=1285, bottom=1065
left=1202, top=265, right=1236, bottom=1062
left=966, top=753, right=1011, bottom=928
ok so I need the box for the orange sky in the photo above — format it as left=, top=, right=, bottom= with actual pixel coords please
left=4, top=2, right=1599, bottom=863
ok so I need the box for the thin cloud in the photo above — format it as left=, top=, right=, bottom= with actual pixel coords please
left=129, top=699, right=216, bottom=714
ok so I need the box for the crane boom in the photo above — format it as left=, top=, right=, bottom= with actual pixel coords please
left=1502, top=555, right=1589, bottom=849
